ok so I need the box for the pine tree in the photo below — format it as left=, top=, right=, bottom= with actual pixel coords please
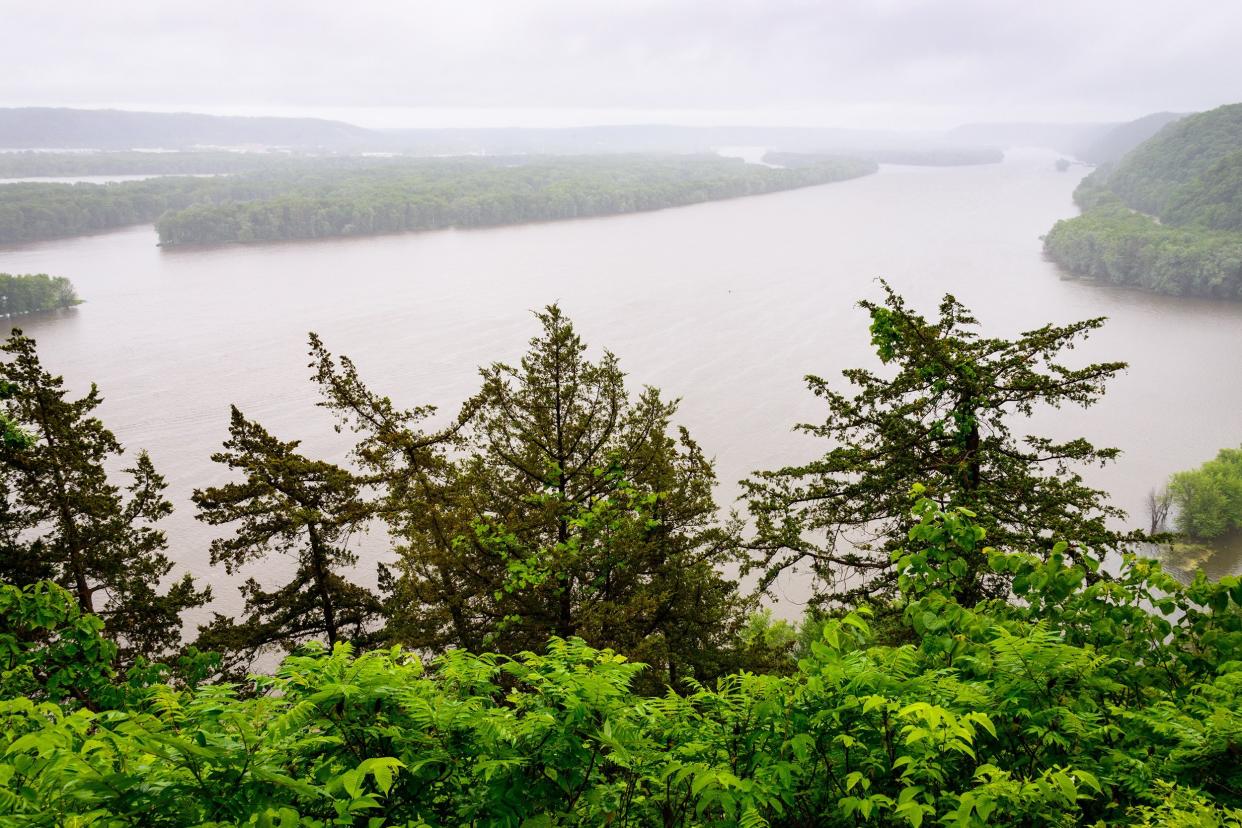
left=311, top=308, right=746, bottom=689
left=0, top=330, right=209, bottom=665
left=744, top=282, right=1131, bottom=606
left=308, top=332, right=475, bottom=654
left=192, top=406, right=380, bottom=674
left=408, top=309, right=742, bottom=685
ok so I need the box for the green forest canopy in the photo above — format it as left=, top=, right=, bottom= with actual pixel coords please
left=1168, top=446, right=1242, bottom=539
left=0, top=273, right=80, bottom=316
left=0, top=154, right=877, bottom=246
left=1043, top=102, right=1242, bottom=299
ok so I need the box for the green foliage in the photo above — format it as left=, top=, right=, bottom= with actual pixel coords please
left=0, top=154, right=875, bottom=245
left=0, top=581, right=116, bottom=707
left=1043, top=198, right=1242, bottom=299
left=734, top=609, right=799, bottom=674
left=2, top=289, right=1240, bottom=825
left=1044, top=103, right=1242, bottom=299
left=154, top=155, right=874, bottom=246
left=0, top=330, right=209, bottom=667
left=0, top=274, right=80, bottom=316
left=2, top=497, right=1239, bottom=826
left=311, top=306, right=747, bottom=691
left=193, top=406, right=383, bottom=676
left=1168, top=446, right=1242, bottom=539
left=744, top=282, right=1129, bottom=605
left=0, top=174, right=299, bottom=245
left=1104, top=104, right=1242, bottom=221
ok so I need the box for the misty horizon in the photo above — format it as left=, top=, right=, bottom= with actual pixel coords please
left=0, top=103, right=1180, bottom=134
left=4, top=0, right=1241, bottom=132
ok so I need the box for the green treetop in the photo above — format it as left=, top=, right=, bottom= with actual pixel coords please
left=1167, top=446, right=1242, bottom=539
left=0, top=330, right=208, bottom=666
left=312, top=307, right=746, bottom=690
left=744, top=282, right=1131, bottom=606
left=193, top=406, right=381, bottom=676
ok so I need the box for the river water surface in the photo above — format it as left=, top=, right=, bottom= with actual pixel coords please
left=2, top=148, right=1240, bottom=621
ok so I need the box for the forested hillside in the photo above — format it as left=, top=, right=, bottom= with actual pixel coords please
left=2, top=290, right=1240, bottom=825
left=0, top=107, right=370, bottom=150
left=0, top=107, right=1011, bottom=160
left=0, top=155, right=876, bottom=246
left=1044, top=103, right=1242, bottom=298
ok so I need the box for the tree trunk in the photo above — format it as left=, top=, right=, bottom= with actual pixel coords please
left=34, top=392, right=93, bottom=613
left=306, top=524, right=340, bottom=646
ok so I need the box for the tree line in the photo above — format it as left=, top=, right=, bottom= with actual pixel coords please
left=153, top=155, right=876, bottom=246
left=0, top=273, right=80, bottom=316
left=0, top=174, right=302, bottom=244
left=0, top=154, right=877, bottom=246
left=2, top=288, right=1239, bottom=825
left=1161, top=446, right=1242, bottom=539
left=1042, top=198, right=1242, bottom=299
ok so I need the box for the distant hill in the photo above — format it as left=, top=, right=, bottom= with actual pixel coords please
left=1078, top=112, right=1185, bottom=165
left=0, top=107, right=1003, bottom=164
left=0, top=108, right=373, bottom=150
left=374, top=125, right=996, bottom=160
left=1043, top=102, right=1242, bottom=299
left=1102, top=105, right=1242, bottom=224
left=944, top=121, right=1116, bottom=157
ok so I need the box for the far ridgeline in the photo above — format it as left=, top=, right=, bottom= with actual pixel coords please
left=0, top=154, right=877, bottom=246
left=1043, top=102, right=1242, bottom=300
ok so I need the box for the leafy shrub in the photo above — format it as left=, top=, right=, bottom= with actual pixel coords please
left=1169, top=447, right=1242, bottom=539
left=2, top=493, right=1240, bottom=826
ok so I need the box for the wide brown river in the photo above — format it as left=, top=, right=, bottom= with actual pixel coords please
left=2, top=148, right=1240, bottom=624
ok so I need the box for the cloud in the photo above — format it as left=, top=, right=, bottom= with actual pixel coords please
left=1, top=0, right=1238, bottom=128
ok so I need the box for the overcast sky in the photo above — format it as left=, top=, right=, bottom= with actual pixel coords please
left=2, top=0, right=1240, bottom=130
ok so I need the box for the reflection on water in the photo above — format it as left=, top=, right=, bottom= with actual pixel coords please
left=0, top=147, right=1239, bottom=622
left=1156, top=531, right=1242, bottom=583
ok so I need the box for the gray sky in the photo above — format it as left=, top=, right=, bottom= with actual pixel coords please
left=3, top=0, right=1240, bottom=129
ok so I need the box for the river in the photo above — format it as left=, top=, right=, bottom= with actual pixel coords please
left=1, top=147, right=1239, bottom=621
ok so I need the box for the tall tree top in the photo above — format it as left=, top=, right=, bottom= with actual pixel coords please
left=745, top=282, right=1131, bottom=606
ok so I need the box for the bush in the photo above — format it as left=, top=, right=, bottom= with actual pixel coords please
left=1169, top=447, right=1242, bottom=538
left=2, top=495, right=1240, bottom=826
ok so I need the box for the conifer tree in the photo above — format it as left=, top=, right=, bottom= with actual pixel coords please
left=193, top=406, right=380, bottom=674
left=308, top=332, right=475, bottom=654
left=0, top=330, right=209, bottom=665
left=744, top=282, right=1131, bottom=606
left=311, top=308, right=745, bottom=689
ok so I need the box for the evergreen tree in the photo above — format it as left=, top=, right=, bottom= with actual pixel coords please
left=308, top=332, right=475, bottom=655
left=311, top=308, right=746, bottom=690
left=193, top=406, right=380, bottom=675
left=0, top=330, right=208, bottom=665
left=744, top=283, right=1131, bottom=606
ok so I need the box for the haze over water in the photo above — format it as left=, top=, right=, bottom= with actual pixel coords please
left=2, top=148, right=1240, bottom=620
